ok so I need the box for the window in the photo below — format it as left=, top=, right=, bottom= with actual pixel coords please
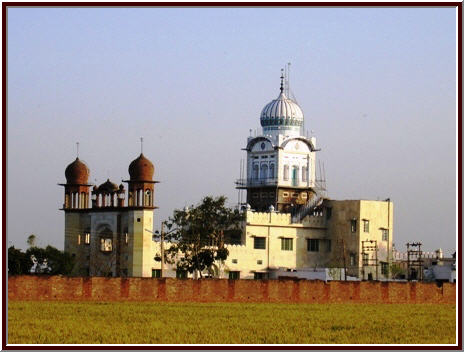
left=381, top=262, right=389, bottom=276
left=269, top=164, right=275, bottom=178
left=261, top=192, right=267, bottom=198
left=145, top=190, right=151, bottom=206
left=252, top=193, right=259, bottom=199
left=283, top=165, right=289, bottom=180
left=176, top=270, right=187, bottom=279
left=350, top=253, right=356, bottom=266
left=125, top=232, right=129, bottom=245
left=301, top=193, right=307, bottom=199
left=253, top=164, right=259, bottom=179
left=257, top=260, right=263, bottom=265
left=229, top=271, right=240, bottom=280
left=283, top=192, right=289, bottom=198
left=351, top=219, right=357, bottom=233
left=302, top=166, right=307, bottom=182
left=254, top=272, right=268, bottom=280
left=100, top=238, right=113, bottom=252
left=382, top=229, right=389, bottom=241
left=363, top=219, right=369, bottom=233
left=77, top=235, right=81, bottom=245
left=84, top=233, right=90, bottom=245
left=281, top=238, right=293, bottom=251
left=307, top=239, right=319, bottom=252
left=292, top=192, right=299, bottom=198
left=152, top=269, right=161, bottom=278
left=254, top=237, right=266, bottom=250
left=137, top=218, right=141, bottom=223
left=291, top=166, right=299, bottom=186
left=261, top=164, right=268, bottom=179
left=231, top=259, right=238, bottom=264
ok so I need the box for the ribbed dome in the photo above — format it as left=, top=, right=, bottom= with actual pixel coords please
left=65, top=158, right=90, bottom=184
left=260, top=91, right=304, bottom=128
left=98, top=179, right=119, bottom=193
left=128, top=153, right=154, bottom=181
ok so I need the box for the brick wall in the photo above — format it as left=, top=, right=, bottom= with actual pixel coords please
left=8, top=276, right=456, bottom=304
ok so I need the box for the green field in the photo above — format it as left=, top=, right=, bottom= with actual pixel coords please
left=8, top=301, right=456, bottom=345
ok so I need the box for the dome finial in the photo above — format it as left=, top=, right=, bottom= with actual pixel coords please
left=140, top=137, right=144, bottom=154
left=280, top=69, right=284, bottom=93
left=76, top=141, right=79, bottom=158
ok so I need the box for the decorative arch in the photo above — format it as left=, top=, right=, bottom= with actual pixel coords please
left=244, top=136, right=276, bottom=151
left=280, top=137, right=317, bottom=151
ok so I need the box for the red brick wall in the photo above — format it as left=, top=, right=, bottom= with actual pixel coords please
left=8, top=276, right=456, bottom=304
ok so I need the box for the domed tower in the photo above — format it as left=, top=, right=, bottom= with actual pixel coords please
left=60, top=157, right=92, bottom=209
left=125, top=153, right=157, bottom=208
left=237, top=69, right=319, bottom=213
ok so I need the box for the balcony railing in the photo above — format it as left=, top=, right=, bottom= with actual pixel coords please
left=235, top=178, right=278, bottom=188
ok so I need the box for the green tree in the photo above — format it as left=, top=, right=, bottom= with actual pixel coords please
left=164, top=196, right=244, bottom=279
left=390, top=262, right=406, bottom=280
left=8, top=246, right=30, bottom=275
left=8, top=245, right=74, bottom=275
left=26, top=246, right=74, bottom=275
left=26, top=234, right=37, bottom=248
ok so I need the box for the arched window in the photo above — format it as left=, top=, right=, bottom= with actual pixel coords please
left=128, top=192, right=133, bottom=206
left=253, top=164, right=259, bottom=179
left=65, top=193, right=70, bottom=208
left=99, top=228, right=113, bottom=252
left=261, top=164, right=268, bottom=179
left=283, top=165, right=289, bottom=181
left=302, top=166, right=308, bottom=182
left=145, top=189, right=151, bottom=206
left=292, top=166, right=299, bottom=186
left=269, top=164, right=275, bottom=179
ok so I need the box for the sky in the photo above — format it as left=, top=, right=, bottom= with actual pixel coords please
left=7, top=7, right=457, bottom=255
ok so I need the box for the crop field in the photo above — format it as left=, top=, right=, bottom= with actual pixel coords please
left=8, top=301, right=456, bottom=345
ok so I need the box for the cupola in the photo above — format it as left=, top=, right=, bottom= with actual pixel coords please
left=128, top=153, right=154, bottom=182
left=65, top=158, right=90, bottom=185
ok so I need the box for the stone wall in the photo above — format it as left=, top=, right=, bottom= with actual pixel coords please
left=8, top=276, right=455, bottom=304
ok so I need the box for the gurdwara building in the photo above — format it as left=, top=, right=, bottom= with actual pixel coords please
left=61, top=74, right=394, bottom=280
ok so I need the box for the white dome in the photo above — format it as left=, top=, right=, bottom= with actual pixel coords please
left=260, top=91, right=304, bottom=128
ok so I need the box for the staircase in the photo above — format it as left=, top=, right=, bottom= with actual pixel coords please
left=291, top=195, right=324, bottom=223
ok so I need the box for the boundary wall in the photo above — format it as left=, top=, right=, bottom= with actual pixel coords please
left=8, top=276, right=455, bottom=304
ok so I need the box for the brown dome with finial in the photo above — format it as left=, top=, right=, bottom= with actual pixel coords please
left=128, top=153, right=154, bottom=181
left=65, top=158, right=90, bottom=184
left=98, top=179, right=119, bottom=193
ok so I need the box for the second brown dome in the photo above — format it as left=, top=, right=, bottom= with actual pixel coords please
left=128, top=153, right=154, bottom=181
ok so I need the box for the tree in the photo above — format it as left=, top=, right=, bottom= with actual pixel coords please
left=7, top=245, right=74, bottom=275
left=26, top=234, right=37, bottom=248
left=8, top=246, right=30, bottom=275
left=390, top=262, right=406, bottom=280
left=164, top=196, right=244, bottom=279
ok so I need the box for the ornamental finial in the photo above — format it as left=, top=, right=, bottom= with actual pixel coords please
left=280, top=69, right=284, bottom=93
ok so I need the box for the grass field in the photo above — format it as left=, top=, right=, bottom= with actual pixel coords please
left=8, top=301, right=456, bottom=345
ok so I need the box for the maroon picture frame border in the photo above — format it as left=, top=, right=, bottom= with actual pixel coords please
left=2, top=1, right=462, bottom=350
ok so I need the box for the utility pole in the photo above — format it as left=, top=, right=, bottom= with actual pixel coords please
left=160, top=221, right=165, bottom=278
left=342, top=238, right=347, bottom=281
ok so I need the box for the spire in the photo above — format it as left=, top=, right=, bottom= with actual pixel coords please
left=280, top=69, right=284, bottom=93
left=76, top=142, right=79, bottom=158
left=140, top=137, right=144, bottom=154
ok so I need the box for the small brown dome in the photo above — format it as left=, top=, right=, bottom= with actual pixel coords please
left=65, top=158, right=90, bottom=184
left=98, top=179, right=119, bottom=193
left=128, top=153, right=154, bottom=181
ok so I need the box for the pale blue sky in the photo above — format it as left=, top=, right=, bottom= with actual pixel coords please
left=7, top=7, right=457, bottom=254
